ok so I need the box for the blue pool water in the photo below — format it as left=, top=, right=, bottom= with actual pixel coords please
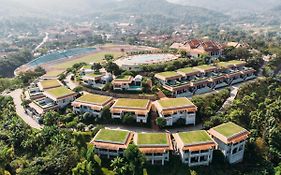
left=27, top=47, right=96, bottom=67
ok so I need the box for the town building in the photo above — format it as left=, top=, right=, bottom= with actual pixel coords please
left=43, top=86, right=77, bottom=108
left=173, top=130, right=216, bottom=166
left=208, top=122, right=250, bottom=164
left=110, top=98, right=152, bottom=123
left=133, top=133, right=173, bottom=165
left=112, top=75, right=143, bottom=91
left=90, top=129, right=133, bottom=158
left=153, top=97, right=197, bottom=126
left=72, top=93, right=114, bottom=118
left=170, top=39, right=224, bottom=57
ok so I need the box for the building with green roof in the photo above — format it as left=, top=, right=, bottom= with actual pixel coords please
left=134, top=132, right=172, bottom=165
left=173, top=130, right=216, bottom=166
left=44, top=86, right=76, bottom=108
left=208, top=122, right=250, bottom=164
left=154, top=97, right=197, bottom=126
left=72, top=93, right=114, bottom=117
left=111, top=98, right=152, bottom=123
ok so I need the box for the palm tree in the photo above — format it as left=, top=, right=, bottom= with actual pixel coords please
left=110, top=157, right=129, bottom=175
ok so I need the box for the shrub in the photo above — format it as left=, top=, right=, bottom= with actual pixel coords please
left=122, top=113, right=135, bottom=125
left=156, top=117, right=166, bottom=128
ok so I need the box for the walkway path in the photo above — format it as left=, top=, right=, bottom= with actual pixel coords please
left=64, top=73, right=79, bottom=90
left=217, top=85, right=239, bottom=113
left=7, top=89, right=42, bottom=130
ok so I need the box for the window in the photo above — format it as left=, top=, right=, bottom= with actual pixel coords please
left=232, top=148, right=238, bottom=154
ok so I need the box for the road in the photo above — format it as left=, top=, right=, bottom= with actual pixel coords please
left=7, top=89, right=42, bottom=130
left=32, top=32, right=49, bottom=54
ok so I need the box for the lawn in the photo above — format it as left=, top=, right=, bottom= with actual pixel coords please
left=216, top=62, right=233, bottom=69
left=39, top=79, right=61, bottom=89
left=113, top=98, right=150, bottom=108
left=45, top=86, right=75, bottom=98
left=213, top=122, right=246, bottom=138
left=53, top=51, right=124, bottom=70
left=157, top=97, right=194, bottom=108
left=76, top=94, right=112, bottom=105
left=155, top=71, right=181, bottom=78
left=136, top=133, right=168, bottom=145
left=94, top=129, right=129, bottom=144
left=177, top=130, right=213, bottom=145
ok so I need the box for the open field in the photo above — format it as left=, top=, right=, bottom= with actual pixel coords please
left=48, top=51, right=124, bottom=70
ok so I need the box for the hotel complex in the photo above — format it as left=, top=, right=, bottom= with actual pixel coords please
left=90, top=122, right=249, bottom=166
left=155, top=61, right=256, bottom=97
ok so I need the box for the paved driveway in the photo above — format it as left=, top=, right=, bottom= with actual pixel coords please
left=8, top=89, right=42, bottom=130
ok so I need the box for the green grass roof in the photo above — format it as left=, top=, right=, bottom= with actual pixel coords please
left=114, top=98, right=150, bottom=109
left=94, top=129, right=129, bottom=144
left=194, top=65, right=217, bottom=71
left=157, top=97, right=194, bottom=109
left=87, top=72, right=103, bottom=78
left=39, top=80, right=61, bottom=89
left=155, top=71, right=181, bottom=78
left=178, top=130, right=213, bottom=145
left=177, top=67, right=199, bottom=74
left=216, top=62, right=233, bottom=68
left=136, top=133, right=168, bottom=145
left=213, top=122, right=246, bottom=138
left=82, top=64, right=92, bottom=69
left=76, top=94, right=112, bottom=105
left=227, top=60, right=246, bottom=65
left=115, top=75, right=132, bottom=81
left=45, top=86, right=75, bottom=98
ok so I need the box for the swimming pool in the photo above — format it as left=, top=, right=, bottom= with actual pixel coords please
left=27, top=47, right=96, bottom=67
left=115, top=54, right=177, bottom=66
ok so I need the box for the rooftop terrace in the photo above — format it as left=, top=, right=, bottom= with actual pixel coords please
left=155, top=71, right=181, bottom=78
left=177, top=67, right=199, bottom=75
left=113, top=98, right=150, bottom=109
left=94, top=129, right=130, bottom=144
left=178, top=130, right=213, bottom=145
left=76, top=93, right=112, bottom=105
left=157, top=97, right=194, bottom=109
left=45, top=86, right=75, bottom=99
left=212, top=122, right=247, bottom=138
left=39, top=79, right=61, bottom=89
left=136, top=133, right=168, bottom=146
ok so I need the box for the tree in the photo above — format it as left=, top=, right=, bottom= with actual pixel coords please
left=43, top=111, right=60, bottom=126
left=156, top=117, right=166, bottom=128
left=105, top=54, right=114, bottom=62
left=92, top=63, right=102, bottom=72
left=110, top=157, right=130, bottom=175
left=122, top=113, right=135, bottom=125
left=105, top=62, right=122, bottom=76
left=100, top=107, right=111, bottom=122
left=124, top=144, right=146, bottom=175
